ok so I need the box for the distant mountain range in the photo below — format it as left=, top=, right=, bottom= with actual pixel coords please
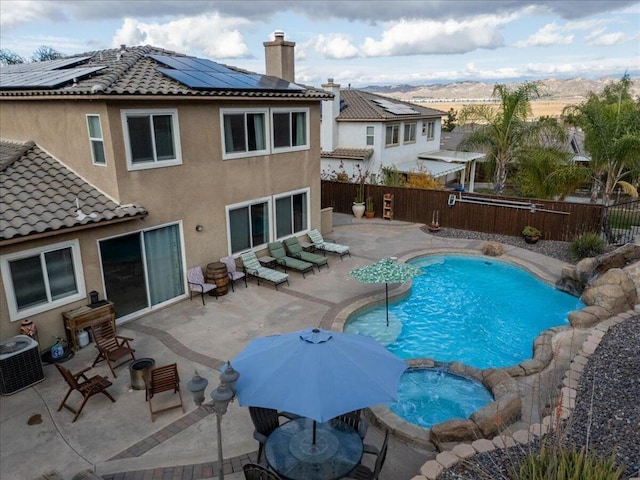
left=361, top=76, right=640, bottom=102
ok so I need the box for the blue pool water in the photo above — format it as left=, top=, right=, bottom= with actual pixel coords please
left=389, top=368, right=493, bottom=428
left=346, top=255, right=584, bottom=370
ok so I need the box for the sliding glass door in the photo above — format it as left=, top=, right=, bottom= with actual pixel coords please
left=100, top=224, right=184, bottom=319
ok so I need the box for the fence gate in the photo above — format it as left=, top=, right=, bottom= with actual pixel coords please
left=603, top=198, right=640, bottom=245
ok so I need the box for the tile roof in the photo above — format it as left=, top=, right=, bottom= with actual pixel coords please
left=320, top=147, right=374, bottom=161
left=337, top=89, right=446, bottom=121
left=0, top=45, right=332, bottom=100
left=1, top=140, right=147, bottom=243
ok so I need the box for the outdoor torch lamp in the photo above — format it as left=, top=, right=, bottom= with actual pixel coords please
left=186, top=371, right=209, bottom=407
left=219, top=361, right=240, bottom=394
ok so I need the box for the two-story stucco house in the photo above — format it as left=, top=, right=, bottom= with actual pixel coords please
left=320, top=79, right=483, bottom=191
left=0, top=33, right=332, bottom=344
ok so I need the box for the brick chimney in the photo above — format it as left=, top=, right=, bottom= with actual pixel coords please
left=264, top=30, right=295, bottom=83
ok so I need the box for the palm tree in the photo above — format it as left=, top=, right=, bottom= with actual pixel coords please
left=458, top=82, right=543, bottom=194
left=563, top=75, right=640, bottom=204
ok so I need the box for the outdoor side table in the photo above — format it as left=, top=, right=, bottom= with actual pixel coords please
left=258, top=255, right=277, bottom=269
left=265, top=417, right=363, bottom=480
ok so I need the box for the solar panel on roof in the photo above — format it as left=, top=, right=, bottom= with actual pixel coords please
left=0, top=66, right=106, bottom=89
left=0, top=56, right=92, bottom=74
left=149, top=53, right=305, bottom=92
left=371, top=98, right=419, bottom=115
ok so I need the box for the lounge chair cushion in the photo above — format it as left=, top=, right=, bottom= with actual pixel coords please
left=240, top=252, right=289, bottom=287
left=283, top=237, right=329, bottom=269
left=308, top=229, right=350, bottom=257
left=267, top=242, right=314, bottom=274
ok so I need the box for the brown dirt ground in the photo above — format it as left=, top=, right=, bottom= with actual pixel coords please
left=420, top=101, right=570, bottom=118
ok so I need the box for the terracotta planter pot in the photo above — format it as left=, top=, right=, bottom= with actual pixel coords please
left=365, top=211, right=375, bottom=219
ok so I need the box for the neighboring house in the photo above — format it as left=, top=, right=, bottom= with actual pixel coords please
left=0, top=33, right=331, bottom=343
left=320, top=80, right=484, bottom=191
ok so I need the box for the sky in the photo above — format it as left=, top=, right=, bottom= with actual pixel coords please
left=1, top=0, right=639, bottom=88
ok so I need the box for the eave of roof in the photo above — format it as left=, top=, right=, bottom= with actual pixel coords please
left=321, top=147, right=374, bottom=161
left=0, top=140, right=148, bottom=243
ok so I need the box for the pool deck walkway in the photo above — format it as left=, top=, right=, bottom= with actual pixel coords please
left=0, top=214, right=609, bottom=480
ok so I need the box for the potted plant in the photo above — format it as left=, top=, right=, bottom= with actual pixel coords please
left=352, top=180, right=365, bottom=218
left=428, top=210, right=440, bottom=232
left=365, top=196, right=375, bottom=218
left=522, top=226, right=541, bottom=244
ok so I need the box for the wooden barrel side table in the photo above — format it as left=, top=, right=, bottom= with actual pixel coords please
left=206, top=262, right=229, bottom=296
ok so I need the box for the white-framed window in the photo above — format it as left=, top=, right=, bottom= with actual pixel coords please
left=274, top=188, right=309, bottom=239
left=385, top=124, right=399, bottom=147
left=423, top=120, right=435, bottom=140
left=1, top=240, right=86, bottom=321
left=227, top=197, right=272, bottom=254
left=404, top=123, right=416, bottom=144
left=271, top=108, right=309, bottom=152
left=86, top=114, right=106, bottom=165
left=366, top=126, right=374, bottom=146
left=121, top=109, right=182, bottom=170
left=221, top=108, right=269, bottom=160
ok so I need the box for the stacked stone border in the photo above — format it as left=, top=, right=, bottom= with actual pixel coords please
left=412, top=306, right=640, bottom=480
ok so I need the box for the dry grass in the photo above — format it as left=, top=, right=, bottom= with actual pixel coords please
left=419, top=101, right=570, bottom=119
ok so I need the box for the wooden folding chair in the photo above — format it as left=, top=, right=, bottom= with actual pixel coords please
left=145, top=363, right=185, bottom=422
left=90, top=319, right=136, bottom=378
left=55, top=363, right=116, bottom=422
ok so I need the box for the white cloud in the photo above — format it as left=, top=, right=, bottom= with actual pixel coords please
left=359, top=14, right=515, bottom=57
left=587, top=31, right=632, bottom=46
left=313, top=34, right=359, bottom=59
left=112, top=14, right=252, bottom=58
left=0, top=0, right=64, bottom=29
left=514, top=23, right=574, bottom=47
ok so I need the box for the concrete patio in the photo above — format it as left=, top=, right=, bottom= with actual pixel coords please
left=1, top=214, right=581, bottom=480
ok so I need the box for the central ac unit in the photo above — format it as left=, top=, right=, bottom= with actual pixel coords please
left=0, top=335, right=45, bottom=395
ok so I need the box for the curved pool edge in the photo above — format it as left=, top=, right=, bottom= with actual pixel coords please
left=330, top=247, right=569, bottom=333
left=331, top=247, right=582, bottom=450
left=361, top=328, right=568, bottom=451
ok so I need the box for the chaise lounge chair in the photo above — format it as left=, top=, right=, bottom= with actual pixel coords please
left=307, top=229, right=351, bottom=260
left=240, top=251, right=289, bottom=290
left=283, top=236, right=329, bottom=271
left=267, top=242, right=314, bottom=278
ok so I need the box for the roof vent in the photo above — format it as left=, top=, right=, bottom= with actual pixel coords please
left=274, top=30, right=285, bottom=39
left=120, top=44, right=126, bottom=51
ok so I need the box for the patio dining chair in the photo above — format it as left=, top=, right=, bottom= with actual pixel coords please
left=243, top=463, right=283, bottom=480
left=248, top=406, right=295, bottom=463
left=343, top=428, right=390, bottom=480
left=187, top=266, right=217, bottom=304
left=145, top=363, right=185, bottom=422
left=90, top=319, right=136, bottom=378
left=55, top=363, right=116, bottom=422
left=333, top=409, right=368, bottom=439
left=220, top=256, right=247, bottom=291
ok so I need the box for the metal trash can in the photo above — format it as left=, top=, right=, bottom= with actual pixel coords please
left=129, top=358, right=155, bottom=390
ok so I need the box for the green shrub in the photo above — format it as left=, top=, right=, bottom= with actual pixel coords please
left=512, top=444, right=624, bottom=480
left=570, top=232, right=606, bottom=261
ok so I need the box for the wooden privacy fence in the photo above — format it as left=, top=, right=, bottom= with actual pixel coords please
left=321, top=181, right=604, bottom=242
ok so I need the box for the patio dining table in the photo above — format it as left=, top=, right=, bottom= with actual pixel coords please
left=265, top=417, right=363, bottom=480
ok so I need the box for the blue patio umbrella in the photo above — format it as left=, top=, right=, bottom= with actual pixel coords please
left=349, top=257, right=423, bottom=326
left=231, top=328, right=406, bottom=430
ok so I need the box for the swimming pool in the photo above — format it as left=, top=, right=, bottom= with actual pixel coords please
left=345, top=255, right=584, bottom=370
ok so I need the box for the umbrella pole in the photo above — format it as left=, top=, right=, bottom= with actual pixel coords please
left=385, top=283, right=389, bottom=327
left=313, top=420, right=317, bottom=444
